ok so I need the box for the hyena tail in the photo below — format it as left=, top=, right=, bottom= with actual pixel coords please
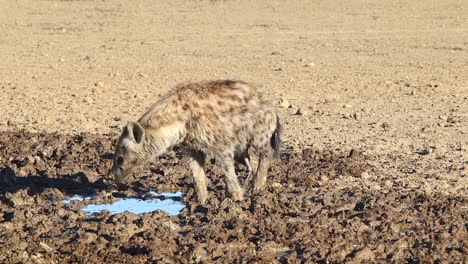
left=270, top=114, right=282, bottom=159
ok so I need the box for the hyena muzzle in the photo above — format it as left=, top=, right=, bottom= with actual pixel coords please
left=108, top=80, right=282, bottom=204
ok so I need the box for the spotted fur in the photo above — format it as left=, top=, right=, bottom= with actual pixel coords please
left=108, top=80, right=281, bottom=204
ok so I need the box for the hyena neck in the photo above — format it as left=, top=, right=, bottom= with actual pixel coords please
left=142, top=122, right=186, bottom=158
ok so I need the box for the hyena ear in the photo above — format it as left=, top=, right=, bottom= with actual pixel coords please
left=126, top=121, right=145, bottom=144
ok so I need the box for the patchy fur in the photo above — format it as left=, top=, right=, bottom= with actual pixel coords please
left=108, top=80, right=282, bottom=204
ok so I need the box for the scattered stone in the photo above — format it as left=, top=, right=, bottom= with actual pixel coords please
left=361, top=171, right=371, bottom=180
left=82, top=97, right=93, bottom=104
left=95, top=81, right=104, bottom=87
left=192, top=246, right=208, bottom=262
left=279, top=98, right=291, bottom=108
left=380, top=122, right=390, bottom=130
left=39, top=242, right=54, bottom=253
left=271, top=182, right=283, bottom=189
left=416, top=148, right=431, bottom=155
left=304, top=62, right=315, bottom=67
left=294, top=108, right=306, bottom=115
left=352, top=247, right=375, bottom=263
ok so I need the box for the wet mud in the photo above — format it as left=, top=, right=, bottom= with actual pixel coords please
left=0, top=131, right=466, bottom=263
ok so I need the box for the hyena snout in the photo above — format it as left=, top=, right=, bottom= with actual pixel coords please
left=108, top=166, right=126, bottom=184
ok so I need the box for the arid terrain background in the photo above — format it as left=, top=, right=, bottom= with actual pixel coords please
left=0, top=0, right=467, bottom=263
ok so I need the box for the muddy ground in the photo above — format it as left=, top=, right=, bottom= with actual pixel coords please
left=1, top=0, right=467, bottom=263
left=0, top=131, right=466, bottom=263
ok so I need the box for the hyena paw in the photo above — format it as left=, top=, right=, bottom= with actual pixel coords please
left=231, top=190, right=244, bottom=201
left=197, top=193, right=207, bottom=205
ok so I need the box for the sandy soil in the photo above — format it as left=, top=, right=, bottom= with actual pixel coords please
left=0, top=0, right=467, bottom=262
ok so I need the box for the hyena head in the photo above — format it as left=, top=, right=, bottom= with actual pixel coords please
left=108, top=121, right=146, bottom=184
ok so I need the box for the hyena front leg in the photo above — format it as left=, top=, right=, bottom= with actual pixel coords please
left=221, top=153, right=244, bottom=201
left=188, top=151, right=208, bottom=204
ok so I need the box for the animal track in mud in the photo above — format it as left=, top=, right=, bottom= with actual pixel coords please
left=0, top=130, right=466, bottom=263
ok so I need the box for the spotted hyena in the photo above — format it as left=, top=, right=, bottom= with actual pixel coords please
left=108, top=80, right=281, bottom=204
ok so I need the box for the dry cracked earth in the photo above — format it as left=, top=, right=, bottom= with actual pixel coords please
left=0, top=0, right=467, bottom=263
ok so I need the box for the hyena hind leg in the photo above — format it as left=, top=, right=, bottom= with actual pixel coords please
left=253, top=150, right=273, bottom=192
left=188, top=151, right=208, bottom=205
left=221, top=153, right=244, bottom=201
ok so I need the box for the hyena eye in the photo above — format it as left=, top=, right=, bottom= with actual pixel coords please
left=116, top=156, right=124, bottom=166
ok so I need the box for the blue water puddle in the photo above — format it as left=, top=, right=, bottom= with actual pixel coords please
left=63, top=196, right=85, bottom=204
left=63, top=191, right=185, bottom=216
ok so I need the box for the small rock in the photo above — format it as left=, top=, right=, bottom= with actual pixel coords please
left=294, top=108, right=306, bottom=115
left=95, top=81, right=104, bottom=87
left=304, top=62, right=315, bottom=67
left=81, top=232, right=98, bottom=244
left=416, top=148, right=431, bottom=155
left=361, top=171, right=371, bottom=180
left=343, top=104, right=352, bottom=108
left=83, top=97, right=93, bottom=104
left=58, top=58, right=65, bottom=62
left=279, top=98, right=291, bottom=108
left=380, top=122, right=390, bottom=130
left=192, top=246, right=208, bottom=262
left=271, top=182, right=283, bottom=189
left=39, top=242, right=54, bottom=253
left=5, top=191, right=26, bottom=207
left=352, top=247, right=375, bottom=263
left=342, top=113, right=351, bottom=119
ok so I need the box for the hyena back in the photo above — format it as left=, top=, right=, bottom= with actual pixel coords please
left=108, top=80, right=281, bottom=204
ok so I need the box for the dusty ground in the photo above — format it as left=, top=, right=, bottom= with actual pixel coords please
left=0, top=0, right=467, bottom=263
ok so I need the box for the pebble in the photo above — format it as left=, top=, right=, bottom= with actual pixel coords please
left=39, top=242, right=54, bottom=253
left=95, top=81, right=104, bottom=87
left=271, top=182, right=283, bottom=189
left=352, top=247, right=375, bottom=263
left=294, top=108, right=306, bottom=115
left=304, top=62, right=315, bottom=67
left=342, top=113, right=352, bottom=119
left=416, top=148, right=431, bottom=155
left=279, top=98, right=291, bottom=108
left=82, top=97, right=93, bottom=104
left=361, top=171, right=371, bottom=180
